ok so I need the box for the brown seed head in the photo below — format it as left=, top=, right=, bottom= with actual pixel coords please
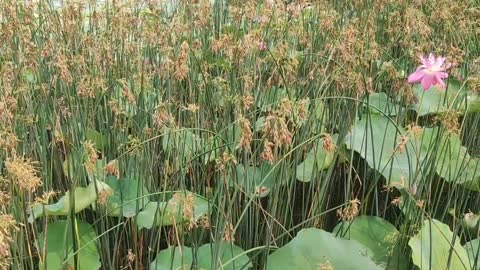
left=337, top=199, right=361, bottom=222
left=322, top=134, right=335, bottom=152
left=5, top=156, right=42, bottom=193
left=238, top=116, right=253, bottom=152
left=104, top=160, right=120, bottom=179
left=223, top=222, right=235, bottom=243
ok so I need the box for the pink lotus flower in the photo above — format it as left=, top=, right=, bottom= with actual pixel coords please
left=408, top=53, right=450, bottom=90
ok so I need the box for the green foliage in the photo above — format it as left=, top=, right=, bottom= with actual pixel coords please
left=295, top=135, right=337, bottom=182
left=364, top=93, right=401, bottom=116
left=410, top=79, right=467, bottom=116
left=102, top=176, right=150, bottom=217
left=234, top=163, right=277, bottom=197
left=85, top=129, right=108, bottom=150
left=334, top=216, right=408, bottom=269
left=29, top=181, right=112, bottom=222
left=162, top=127, right=206, bottom=162
left=149, top=241, right=252, bottom=270
left=266, top=228, right=382, bottom=269
left=409, top=219, right=470, bottom=270
left=256, top=87, right=289, bottom=112
left=406, top=127, right=480, bottom=190
left=4, top=1, right=480, bottom=270
left=136, top=191, right=210, bottom=229
left=38, top=220, right=100, bottom=270
left=466, top=94, right=480, bottom=112
left=150, top=246, right=193, bottom=270
left=344, top=114, right=417, bottom=186
left=464, top=239, right=480, bottom=270
left=428, top=129, right=480, bottom=190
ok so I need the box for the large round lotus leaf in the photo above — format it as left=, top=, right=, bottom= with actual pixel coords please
left=344, top=114, right=418, bottom=187
left=234, top=163, right=278, bottom=197
left=136, top=202, right=173, bottom=229
left=295, top=134, right=337, bottom=182
left=38, top=220, right=100, bottom=270
left=85, top=128, right=108, bottom=150
left=364, top=92, right=401, bottom=116
left=464, top=239, right=480, bottom=270
left=412, top=127, right=480, bottom=191
left=409, top=78, right=480, bottom=114
left=431, top=130, right=480, bottom=190
left=137, top=191, right=210, bottom=229
left=408, top=219, right=470, bottom=270
left=409, top=79, right=467, bottom=116
left=28, top=181, right=112, bottom=222
left=266, top=228, right=382, bottom=270
left=162, top=127, right=203, bottom=160
left=333, top=216, right=408, bottom=270
left=196, top=241, right=252, bottom=269
left=149, top=246, right=193, bottom=270
left=88, top=159, right=107, bottom=181
left=103, top=176, right=150, bottom=217
left=344, top=110, right=480, bottom=191
left=63, top=156, right=106, bottom=182
left=149, top=241, right=251, bottom=270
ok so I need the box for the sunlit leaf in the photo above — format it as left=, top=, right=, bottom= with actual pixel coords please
left=149, top=246, right=193, bottom=270
left=410, top=79, right=467, bottom=116
left=150, top=241, right=251, bottom=270
left=344, top=114, right=417, bottom=186
left=63, top=156, right=106, bottom=182
left=235, top=163, right=278, bottom=197
left=409, top=219, right=470, bottom=270
left=137, top=202, right=169, bottom=229
left=29, top=181, right=112, bottom=222
left=334, top=216, right=408, bottom=270
left=266, top=228, right=382, bottom=269
left=413, top=127, right=480, bottom=190
left=196, top=241, right=252, bottom=270
left=87, top=159, right=106, bottom=181
left=102, top=176, right=150, bottom=217
left=364, top=92, right=401, bottom=116
left=296, top=135, right=337, bottom=182
left=38, top=220, right=100, bottom=270
left=137, top=191, right=210, bottom=229
left=162, top=127, right=203, bottom=160
left=86, top=128, right=108, bottom=150
left=432, top=130, right=480, bottom=190
left=464, top=239, right=480, bottom=270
